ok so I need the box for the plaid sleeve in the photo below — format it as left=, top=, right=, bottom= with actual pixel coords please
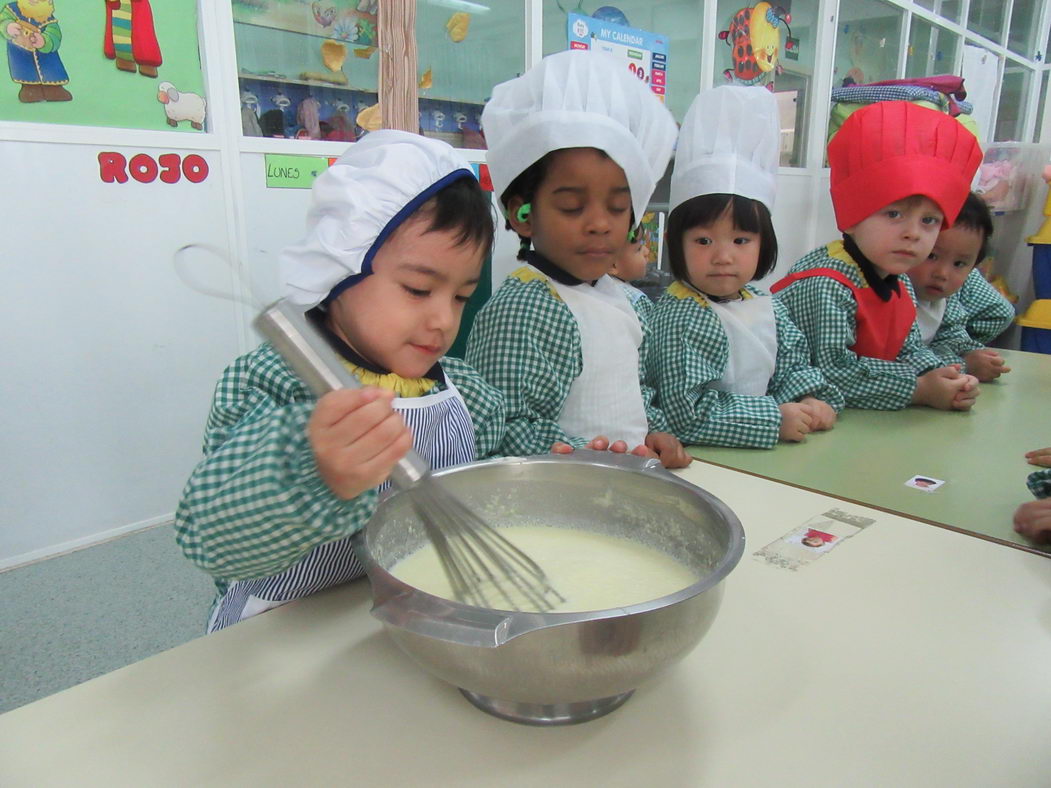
left=633, top=290, right=671, bottom=434
left=959, top=269, right=1016, bottom=344
left=767, top=296, right=845, bottom=411
left=928, top=292, right=984, bottom=367
left=649, top=293, right=782, bottom=448
left=174, top=344, right=375, bottom=583
left=775, top=276, right=920, bottom=410
left=465, top=276, right=586, bottom=454
left=440, top=355, right=506, bottom=459
left=1028, top=468, right=1051, bottom=499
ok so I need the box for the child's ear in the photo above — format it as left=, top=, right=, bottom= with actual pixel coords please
left=507, top=197, right=533, bottom=238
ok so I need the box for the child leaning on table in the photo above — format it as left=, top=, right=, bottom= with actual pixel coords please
left=647, top=85, right=843, bottom=449
left=772, top=101, right=983, bottom=412
left=465, top=50, right=690, bottom=468
left=907, top=192, right=1011, bottom=382
left=175, top=131, right=507, bottom=632
left=1014, top=447, right=1051, bottom=544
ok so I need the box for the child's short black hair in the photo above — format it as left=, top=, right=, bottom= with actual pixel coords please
left=501, top=153, right=554, bottom=260
left=952, top=191, right=994, bottom=265
left=418, top=174, right=495, bottom=253
left=666, top=194, right=778, bottom=285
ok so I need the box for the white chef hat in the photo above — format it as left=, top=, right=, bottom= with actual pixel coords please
left=670, top=85, right=780, bottom=214
left=482, top=49, right=677, bottom=225
left=281, top=129, right=477, bottom=308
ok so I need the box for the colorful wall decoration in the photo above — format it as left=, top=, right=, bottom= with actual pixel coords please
left=0, top=1, right=205, bottom=131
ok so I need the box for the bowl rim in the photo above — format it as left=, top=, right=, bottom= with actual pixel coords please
left=360, top=453, right=746, bottom=630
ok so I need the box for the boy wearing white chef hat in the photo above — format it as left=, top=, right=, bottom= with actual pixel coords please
left=465, top=49, right=690, bottom=468
left=647, top=86, right=842, bottom=450
left=176, top=130, right=507, bottom=632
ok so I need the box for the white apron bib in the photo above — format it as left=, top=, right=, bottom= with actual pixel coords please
left=208, top=376, right=476, bottom=632
left=550, top=273, right=649, bottom=448
left=708, top=295, right=778, bottom=396
left=915, top=299, right=947, bottom=345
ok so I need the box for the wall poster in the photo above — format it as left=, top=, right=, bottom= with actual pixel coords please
left=566, top=11, right=667, bottom=102
left=0, top=1, right=205, bottom=131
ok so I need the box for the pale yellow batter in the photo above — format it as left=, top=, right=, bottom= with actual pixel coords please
left=391, top=525, right=698, bottom=612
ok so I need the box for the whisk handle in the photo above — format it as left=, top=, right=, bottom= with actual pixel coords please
left=254, top=299, right=362, bottom=396
left=255, top=299, right=431, bottom=490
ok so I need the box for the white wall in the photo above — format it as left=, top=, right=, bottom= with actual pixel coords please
left=0, top=136, right=241, bottom=568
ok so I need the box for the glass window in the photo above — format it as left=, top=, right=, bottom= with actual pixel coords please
left=834, top=0, right=904, bottom=86
left=233, top=2, right=380, bottom=140
left=1007, top=0, right=1040, bottom=57
left=994, top=65, right=1031, bottom=141
left=712, top=0, right=819, bottom=167
left=415, top=0, right=524, bottom=149
left=542, top=0, right=703, bottom=123
left=936, top=0, right=962, bottom=25
left=1036, top=70, right=1050, bottom=143
left=967, top=0, right=1006, bottom=45
left=906, top=17, right=959, bottom=78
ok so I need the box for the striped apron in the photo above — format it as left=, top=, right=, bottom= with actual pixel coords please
left=207, top=377, right=476, bottom=632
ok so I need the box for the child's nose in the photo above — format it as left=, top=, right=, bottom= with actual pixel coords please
left=583, top=206, right=613, bottom=233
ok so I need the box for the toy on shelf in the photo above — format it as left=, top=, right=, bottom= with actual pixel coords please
left=1026, top=165, right=1051, bottom=244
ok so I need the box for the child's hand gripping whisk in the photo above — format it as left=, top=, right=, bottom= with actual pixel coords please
left=255, top=299, right=565, bottom=612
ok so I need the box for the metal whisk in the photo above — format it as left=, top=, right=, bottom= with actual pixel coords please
left=254, top=299, right=565, bottom=612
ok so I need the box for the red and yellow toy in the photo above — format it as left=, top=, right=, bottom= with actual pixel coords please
left=719, top=2, right=792, bottom=88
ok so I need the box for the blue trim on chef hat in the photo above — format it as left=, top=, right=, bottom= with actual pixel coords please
left=324, top=168, right=476, bottom=304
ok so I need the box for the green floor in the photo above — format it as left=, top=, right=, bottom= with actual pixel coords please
left=0, top=525, right=214, bottom=714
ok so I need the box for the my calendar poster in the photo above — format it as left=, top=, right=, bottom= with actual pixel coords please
left=566, top=12, right=668, bottom=103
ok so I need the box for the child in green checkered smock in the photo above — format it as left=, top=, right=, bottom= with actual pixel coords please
left=957, top=268, right=1016, bottom=344
left=175, top=132, right=506, bottom=631
left=465, top=50, right=690, bottom=468
left=908, top=192, right=1011, bottom=382
left=1014, top=447, right=1051, bottom=543
left=610, top=233, right=654, bottom=321
left=648, top=86, right=842, bottom=449
left=772, top=101, right=984, bottom=412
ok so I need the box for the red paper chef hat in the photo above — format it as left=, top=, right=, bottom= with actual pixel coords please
left=828, top=101, right=982, bottom=231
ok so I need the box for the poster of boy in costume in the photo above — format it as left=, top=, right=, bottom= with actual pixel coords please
left=1, top=0, right=72, bottom=102
left=103, top=0, right=161, bottom=78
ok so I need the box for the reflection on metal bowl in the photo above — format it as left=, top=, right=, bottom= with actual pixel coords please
left=359, top=453, right=745, bottom=725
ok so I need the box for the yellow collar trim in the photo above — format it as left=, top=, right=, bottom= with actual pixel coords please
left=339, top=360, right=436, bottom=398
left=825, top=240, right=869, bottom=288
left=668, top=280, right=752, bottom=306
left=511, top=265, right=563, bottom=301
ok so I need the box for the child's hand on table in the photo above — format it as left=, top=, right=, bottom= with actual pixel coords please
left=645, top=431, right=692, bottom=469
left=1025, top=447, right=1051, bottom=467
left=309, top=387, right=413, bottom=500
left=778, top=402, right=813, bottom=442
left=964, top=348, right=1011, bottom=382
left=913, top=365, right=980, bottom=410
left=1013, top=499, right=1051, bottom=543
left=798, top=397, right=837, bottom=431
left=551, top=434, right=692, bottom=469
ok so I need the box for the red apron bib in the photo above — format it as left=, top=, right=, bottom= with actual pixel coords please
left=772, top=268, right=916, bottom=361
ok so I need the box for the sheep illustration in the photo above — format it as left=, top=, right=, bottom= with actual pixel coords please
left=157, top=81, right=206, bottom=130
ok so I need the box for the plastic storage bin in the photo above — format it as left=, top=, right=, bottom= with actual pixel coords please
left=1018, top=299, right=1051, bottom=354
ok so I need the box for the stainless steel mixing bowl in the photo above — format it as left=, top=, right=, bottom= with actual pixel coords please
left=359, top=453, right=745, bottom=725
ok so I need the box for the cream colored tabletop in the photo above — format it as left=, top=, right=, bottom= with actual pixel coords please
left=2, top=463, right=1049, bottom=787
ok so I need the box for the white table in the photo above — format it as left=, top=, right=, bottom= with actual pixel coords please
left=2, top=463, right=1049, bottom=787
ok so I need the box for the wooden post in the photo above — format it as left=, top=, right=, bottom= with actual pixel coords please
left=378, top=0, right=419, bottom=133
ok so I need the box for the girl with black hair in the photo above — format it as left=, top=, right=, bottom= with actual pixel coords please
left=648, top=87, right=842, bottom=449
